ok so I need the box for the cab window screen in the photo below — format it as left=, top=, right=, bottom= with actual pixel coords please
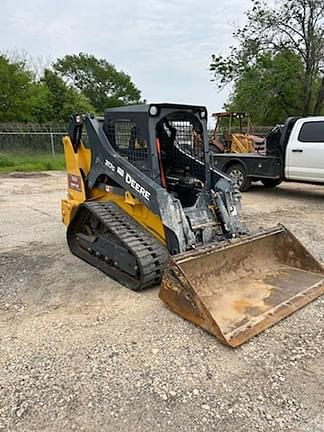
left=298, top=121, right=324, bottom=142
left=106, top=119, right=148, bottom=159
left=156, top=113, right=206, bottom=182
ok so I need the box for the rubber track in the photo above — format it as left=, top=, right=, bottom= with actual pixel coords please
left=67, top=201, right=168, bottom=291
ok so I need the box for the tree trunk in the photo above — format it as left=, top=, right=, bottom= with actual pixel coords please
left=314, top=77, right=324, bottom=115
left=302, top=64, right=313, bottom=116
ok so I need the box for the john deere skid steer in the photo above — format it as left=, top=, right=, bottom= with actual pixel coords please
left=61, top=103, right=324, bottom=347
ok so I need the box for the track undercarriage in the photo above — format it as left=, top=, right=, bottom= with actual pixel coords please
left=67, top=202, right=168, bottom=291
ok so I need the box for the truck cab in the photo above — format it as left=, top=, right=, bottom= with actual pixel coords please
left=285, top=117, right=324, bottom=182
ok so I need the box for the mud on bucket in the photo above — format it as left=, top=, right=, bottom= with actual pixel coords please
left=159, top=225, right=324, bottom=347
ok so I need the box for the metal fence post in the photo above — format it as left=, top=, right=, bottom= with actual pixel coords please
left=50, top=132, right=55, bottom=159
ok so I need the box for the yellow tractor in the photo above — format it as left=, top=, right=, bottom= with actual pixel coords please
left=210, top=111, right=266, bottom=154
left=61, top=104, right=324, bottom=347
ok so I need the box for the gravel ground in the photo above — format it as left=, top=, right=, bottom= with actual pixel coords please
left=0, top=172, right=323, bottom=432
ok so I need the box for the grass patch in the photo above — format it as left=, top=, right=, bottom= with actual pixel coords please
left=0, top=153, right=65, bottom=174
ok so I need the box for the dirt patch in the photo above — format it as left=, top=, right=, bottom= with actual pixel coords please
left=6, top=172, right=50, bottom=178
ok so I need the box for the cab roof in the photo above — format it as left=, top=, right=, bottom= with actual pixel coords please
left=105, top=103, right=207, bottom=115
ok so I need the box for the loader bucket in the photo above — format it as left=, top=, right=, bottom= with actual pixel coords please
left=159, top=225, right=324, bottom=347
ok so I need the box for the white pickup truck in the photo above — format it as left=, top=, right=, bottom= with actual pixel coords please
left=211, top=116, right=324, bottom=191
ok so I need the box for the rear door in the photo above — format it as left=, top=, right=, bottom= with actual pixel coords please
left=285, top=118, right=324, bottom=182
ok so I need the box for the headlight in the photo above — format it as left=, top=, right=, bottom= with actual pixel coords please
left=199, top=109, right=207, bottom=119
left=149, top=105, right=159, bottom=116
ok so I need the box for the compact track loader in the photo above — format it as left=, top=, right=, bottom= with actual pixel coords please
left=61, top=104, right=324, bottom=347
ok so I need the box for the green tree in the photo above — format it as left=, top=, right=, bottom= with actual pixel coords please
left=0, top=54, right=95, bottom=123
left=33, top=69, right=95, bottom=123
left=0, top=55, right=36, bottom=122
left=54, top=53, right=141, bottom=112
left=29, top=82, right=52, bottom=123
left=210, top=0, right=324, bottom=117
left=226, top=51, right=305, bottom=124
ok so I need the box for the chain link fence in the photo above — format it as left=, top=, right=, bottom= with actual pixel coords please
left=0, top=122, right=276, bottom=174
left=0, top=123, right=275, bottom=157
left=0, top=123, right=67, bottom=157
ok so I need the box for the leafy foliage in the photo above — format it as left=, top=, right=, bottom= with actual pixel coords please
left=225, top=51, right=305, bottom=124
left=210, top=0, right=324, bottom=118
left=39, top=69, right=95, bottom=122
left=0, top=52, right=141, bottom=123
left=54, top=53, right=142, bottom=111
left=0, top=55, right=36, bottom=122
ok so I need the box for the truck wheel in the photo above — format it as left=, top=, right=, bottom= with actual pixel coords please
left=226, top=164, right=251, bottom=192
left=261, top=179, right=282, bottom=188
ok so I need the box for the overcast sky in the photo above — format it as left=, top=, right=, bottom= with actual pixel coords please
left=1, top=0, right=250, bottom=121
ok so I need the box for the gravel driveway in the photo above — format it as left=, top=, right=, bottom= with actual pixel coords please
left=0, top=172, right=323, bottom=432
